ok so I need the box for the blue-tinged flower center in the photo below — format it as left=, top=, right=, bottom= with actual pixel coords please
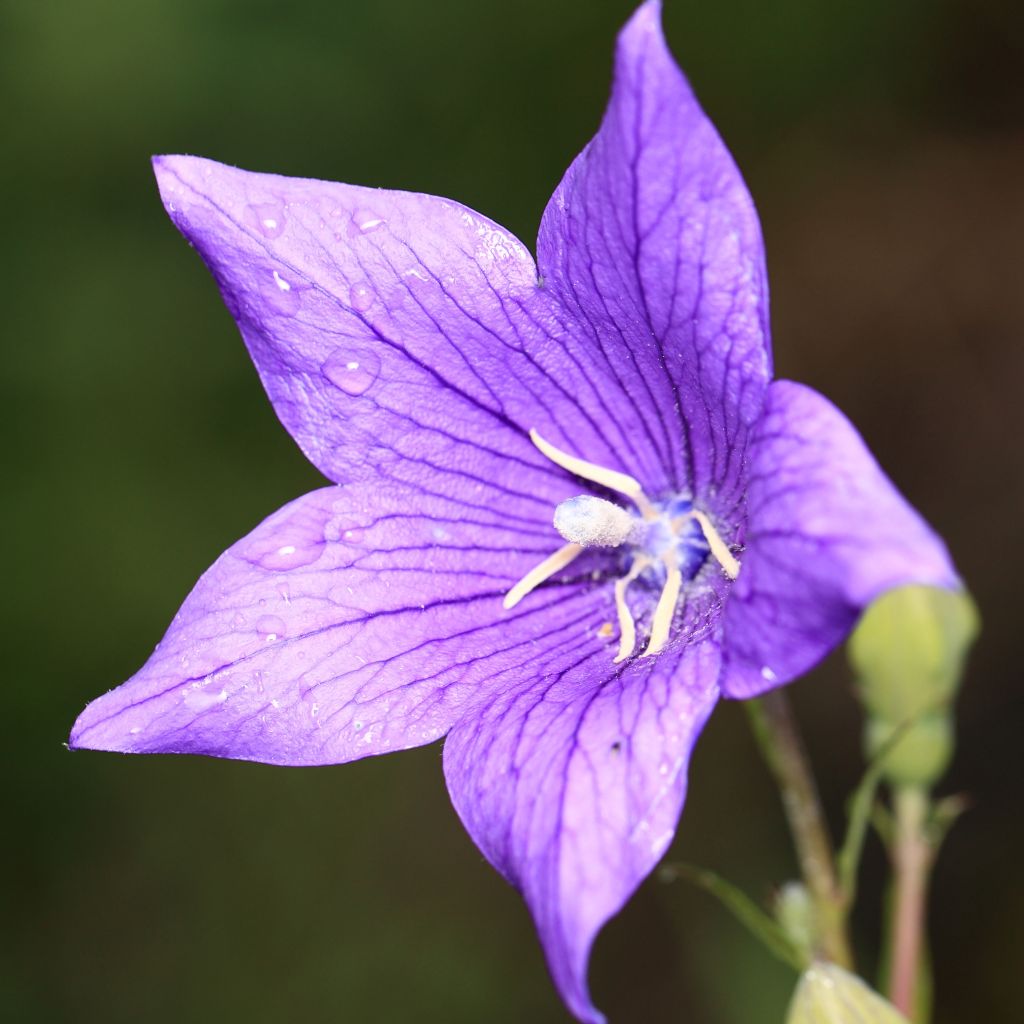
left=504, top=431, right=740, bottom=661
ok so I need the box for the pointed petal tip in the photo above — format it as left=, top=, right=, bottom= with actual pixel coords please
left=67, top=698, right=124, bottom=755
left=619, top=0, right=667, bottom=50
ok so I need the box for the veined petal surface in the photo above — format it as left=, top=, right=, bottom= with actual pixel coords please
left=153, top=154, right=674, bottom=508
left=720, top=381, right=958, bottom=698
left=444, top=641, right=720, bottom=1024
left=70, top=484, right=614, bottom=764
left=537, top=0, right=771, bottom=513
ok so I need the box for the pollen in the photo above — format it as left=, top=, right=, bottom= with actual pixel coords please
left=554, top=495, right=641, bottom=547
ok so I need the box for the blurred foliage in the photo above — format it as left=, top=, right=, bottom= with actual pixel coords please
left=2, top=1, right=1021, bottom=1022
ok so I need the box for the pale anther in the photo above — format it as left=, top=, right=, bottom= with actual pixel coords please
left=530, top=429, right=657, bottom=520
left=503, top=542, right=584, bottom=609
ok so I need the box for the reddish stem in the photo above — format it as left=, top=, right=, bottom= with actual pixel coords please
left=889, top=786, right=932, bottom=1019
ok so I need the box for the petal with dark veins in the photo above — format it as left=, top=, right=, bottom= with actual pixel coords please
left=720, top=381, right=958, bottom=699
left=537, top=0, right=771, bottom=513
left=444, top=640, right=720, bottom=1024
left=153, top=153, right=670, bottom=507
left=70, top=484, right=615, bottom=764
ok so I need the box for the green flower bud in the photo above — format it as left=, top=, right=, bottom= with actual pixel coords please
left=865, top=713, right=954, bottom=788
left=849, top=586, right=978, bottom=724
left=849, top=586, right=977, bottom=788
left=786, top=962, right=910, bottom=1024
left=774, top=881, right=814, bottom=962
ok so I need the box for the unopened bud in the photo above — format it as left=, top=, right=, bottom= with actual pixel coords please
left=774, top=881, right=814, bottom=962
left=849, top=586, right=978, bottom=788
left=786, top=962, right=909, bottom=1024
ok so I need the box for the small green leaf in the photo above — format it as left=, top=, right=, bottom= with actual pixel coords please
left=787, top=962, right=911, bottom=1023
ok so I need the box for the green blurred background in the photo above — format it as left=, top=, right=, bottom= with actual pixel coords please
left=4, top=0, right=1021, bottom=1021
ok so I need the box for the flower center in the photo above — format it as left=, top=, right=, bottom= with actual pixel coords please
left=504, top=430, right=740, bottom=661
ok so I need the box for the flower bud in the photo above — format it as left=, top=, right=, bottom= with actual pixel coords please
left=786, top=962, right=909, bottom=1024
left=849, top=585, right=978, bottom=788
left=774, top=881, right=814, bottom=962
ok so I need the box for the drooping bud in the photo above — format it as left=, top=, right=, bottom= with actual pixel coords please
left=849, top=586, right=979, bottom=787
left=786, top=962, right=910, bottom=1024
left=774, top=881, right=814, bottom=964
left=553, top=495, right=639, bottom=548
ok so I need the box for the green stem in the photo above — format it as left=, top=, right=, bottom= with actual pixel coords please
left=746, top=691, right=854, bottom=969
left=888, top=786, right=932, bottom=1020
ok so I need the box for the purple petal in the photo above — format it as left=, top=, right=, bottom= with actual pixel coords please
left=720, top=381, right=959, bottom=698
left=153, top=155, right=662, bottom=510
left=537, top=0, right=770, bottom=510
left=70, top=484, right=615, bottom=764
left=443, top=641, right=720, bottom=1023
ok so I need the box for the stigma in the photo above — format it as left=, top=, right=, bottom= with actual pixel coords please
left=504, top=430, right=740, bottom=661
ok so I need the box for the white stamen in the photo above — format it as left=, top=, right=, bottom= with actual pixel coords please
left=642, top=558, right=683, bottom=657
left=503, top=543, right=584, bottom=609
left=691, top=510, right=740, bottom=579
left=613, top=557, right=651, bottom=663
left=554, top=495, right=640, bottom=548
left=530, top=429, right=657, bottom=520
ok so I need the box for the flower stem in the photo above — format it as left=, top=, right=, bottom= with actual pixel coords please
left=745, top=691, right=854, bottom=969
left=888, top=785, right=932, bottom=1020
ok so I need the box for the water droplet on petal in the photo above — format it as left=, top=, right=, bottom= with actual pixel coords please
left=760, top=665, right=778, bottom=683
left=349, top=282, right=374, bottom=312
left=263, top=269, right=304, bottom=315
left=322, top=350, right=380, bottom=396
left=256, top=614, right=286, bottom=641
left=348, top=210, right=384, bottom=236
left=243, top=503, right=331, bottom=571
left=184, top=687, right=229, bottom=712
left=245, top=202, right=286, bottom=238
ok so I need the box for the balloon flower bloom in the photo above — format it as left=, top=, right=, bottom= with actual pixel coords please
left=71, top=3, right=956, bottom=1020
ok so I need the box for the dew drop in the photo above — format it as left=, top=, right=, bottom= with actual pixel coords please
left=348, top=210, right=384, bottom=236
left=256, top=614, right=286, bottom=641
left=245, top=202, right=286, bottom=238
left=263, top=269, right=304, bottom=316
left=349, top=282, right=374, bottom=312
left=243, top=502, right=331, bottom=571
left=322, top=350, right=381, bottom=396
left=760, top=665, right=778, bottom=683
left=184, top=687, right=229, bottom=712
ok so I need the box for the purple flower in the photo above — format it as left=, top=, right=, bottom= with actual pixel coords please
left=70, top=3, right=956, bottom=1020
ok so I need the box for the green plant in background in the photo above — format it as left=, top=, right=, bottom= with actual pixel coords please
left=673, top=585, right=977, bottom=1023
